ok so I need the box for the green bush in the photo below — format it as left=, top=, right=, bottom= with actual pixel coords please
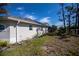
left=47, top=32, right=55, bottom=36
left=0, top=40, right=8, bottom=47
left=57, top=27, right=66, bottom=36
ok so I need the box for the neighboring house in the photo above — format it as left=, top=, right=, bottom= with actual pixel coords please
left=0, top=16, right=48, bottom=43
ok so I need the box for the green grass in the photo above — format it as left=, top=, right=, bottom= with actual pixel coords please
left=0, top=35, right=79, bottom=56
left=0, top=40, right=8, bottom=47
left=1, top=35, right=50, bottom=56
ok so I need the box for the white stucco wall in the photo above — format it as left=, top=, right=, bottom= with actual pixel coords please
left=0, top=19, right=48, bottom=44
left=9, top=26, right=17, bottom=43
left=0, top=20, right=10, bottom=42
left=17, top=26, right=37, bottom=41
left=0, top=27, right=10, bottom=41
left=9, top=25, right=48, bottom=43
left=45, top=27, right=48, bottom=33
left=37, top=27, right=48, bottom=36
left=9, top=22, right=39, bottom=43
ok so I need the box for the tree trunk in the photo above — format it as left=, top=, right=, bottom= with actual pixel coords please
left=68, top=14, right=71, bottom=34
left=75, top=4, right=79, bottom=35
left=61, top=4, right=66, bottom=28
left=77, top=4, right=79, bottom=34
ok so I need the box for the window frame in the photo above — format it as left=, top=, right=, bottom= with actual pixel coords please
left=29, top=24, right=33, bottom=30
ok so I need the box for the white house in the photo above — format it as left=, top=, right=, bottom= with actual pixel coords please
left=0, top=16, right=48, bottom=43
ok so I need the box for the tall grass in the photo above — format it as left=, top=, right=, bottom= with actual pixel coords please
left=1, top=35, right=79, bottom=56
left=1, top=35, right=49, bottom=56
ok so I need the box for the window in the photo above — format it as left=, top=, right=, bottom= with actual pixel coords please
left=0, top=24, right=5, bottom=31
left=29, top=25, right=33, bottom=30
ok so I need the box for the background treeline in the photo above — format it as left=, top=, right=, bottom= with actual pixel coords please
left=48, top=3, right=79, bottom=36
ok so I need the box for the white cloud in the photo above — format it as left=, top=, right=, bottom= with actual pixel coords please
left=17, top=7, right=24, bottom=10
left=40, top=17, right=51, bottom=23
left=55, top=21, right=63, bottom=27
left=24, top=14, right=37, bottom=20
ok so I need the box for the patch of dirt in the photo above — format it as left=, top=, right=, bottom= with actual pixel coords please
left=42, top=36, right=79, bottom=56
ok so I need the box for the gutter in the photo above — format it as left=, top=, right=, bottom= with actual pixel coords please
left=16, top=20, right=20, bottom=43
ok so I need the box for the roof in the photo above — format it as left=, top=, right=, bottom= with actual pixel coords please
left=0, top=16, right=49, bottom=27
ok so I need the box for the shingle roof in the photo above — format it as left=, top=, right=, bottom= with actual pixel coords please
left=0, top=16, right=49, bottom=27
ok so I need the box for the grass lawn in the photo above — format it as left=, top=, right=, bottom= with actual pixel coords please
left=0, top=35, right=79, bottom=56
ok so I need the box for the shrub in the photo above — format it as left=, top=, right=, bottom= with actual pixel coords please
left=47, top=32, right=55, bottom=36
left=0, top=40, right=8, bottom=47
left=57, top=27, right=66, bottom=36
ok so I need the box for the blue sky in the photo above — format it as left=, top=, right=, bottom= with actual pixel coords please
left=3, top=3, right=65, bottom=26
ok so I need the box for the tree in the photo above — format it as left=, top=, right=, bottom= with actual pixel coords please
left=58, top=3, right=67, bottom=35
left=0, top=3, right=8, bottom=14
left=58, top=3, right=79, bottom=35
left=69, top=3, right=79, bottom=35
left=59, top=4, right=66, bottom=28
left=76, top=4, right=79, bottom=34
left=65, top=4, right=74, bottom=34
left=57, top=27, right=66, bottom=36
left=51, top=25, right=57, bottom=32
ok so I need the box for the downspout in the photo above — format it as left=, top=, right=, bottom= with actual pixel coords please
left=36, top=26, right=38, bottom=38
left=16, top=20, right=20, bottom=43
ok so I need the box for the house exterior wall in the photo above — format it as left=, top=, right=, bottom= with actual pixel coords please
left=0, top=20, right=17, bottom=43
left=17, top=26, right=37, bottom=41
left=0, top=21, right=10, bottom=42
left=16, top=23, right=38, bottom=42
left=10, top=23, right=48, bottom=43
left=9, top=22, right=42, bottom=43
left=9, top=26, right=16, bottom=43
left=0, top=20, right=48, bottom=43
left=0, top=27, right=10, bottom=41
